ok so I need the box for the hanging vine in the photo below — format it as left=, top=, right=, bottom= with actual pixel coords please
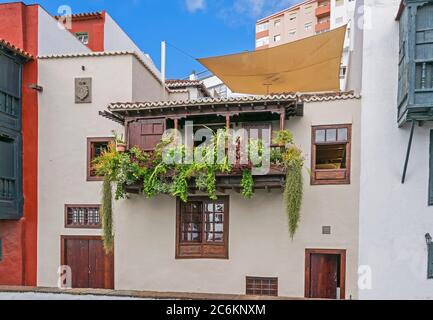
left=101, top=176, right=114, bottom=252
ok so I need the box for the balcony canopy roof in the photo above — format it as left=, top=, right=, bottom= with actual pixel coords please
left=197, top=25, right=347, bottom=95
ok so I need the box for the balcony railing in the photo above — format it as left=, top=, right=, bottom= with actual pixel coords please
left=124, top=144, right=288, bottom=194
left=315, top=3, right=330, bottom=18
left=315, top=20, right=330, bottom=33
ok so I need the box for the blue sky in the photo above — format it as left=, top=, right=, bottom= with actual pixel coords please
left=2, top=0, right=297, bottom=79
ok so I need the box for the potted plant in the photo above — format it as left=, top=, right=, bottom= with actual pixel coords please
left=112, top=130, right=126, bottom=153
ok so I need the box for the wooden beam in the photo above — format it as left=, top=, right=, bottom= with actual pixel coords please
left=280, top=111, right=286, bottom=131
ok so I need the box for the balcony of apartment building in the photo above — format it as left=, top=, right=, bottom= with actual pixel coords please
left=315, top=19, right=330, bottom=33
left=315, top=1, right=330, bottom=18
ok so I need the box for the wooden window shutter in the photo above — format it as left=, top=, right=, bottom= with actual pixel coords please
left=429, top=130, right=433, bottom=206
left=428, top=242, right=433, bottom=279
left=128, top=119, right=165, bottom=151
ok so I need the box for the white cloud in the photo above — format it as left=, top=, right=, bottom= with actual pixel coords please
left=185, top=0, right=206, bottom=13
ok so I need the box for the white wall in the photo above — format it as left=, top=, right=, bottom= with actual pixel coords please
left=36, top=54, right=163, bottom=286
left=38, top=7, right=90, bottom=56
left=104, top=13, right=161, bottom=79
left=358, top=0, right=433, bottom=299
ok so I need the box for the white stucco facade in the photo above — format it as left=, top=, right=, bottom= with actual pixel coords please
left=38, top=7, right=90, bottom=56
left=358, top=0, right=433, bottom=299
left=36, top=53, right=162, bottom=287
left=112, top=98, right=361, bottom=298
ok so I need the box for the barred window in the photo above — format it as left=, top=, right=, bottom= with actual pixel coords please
left=246, top=277, right=278, bottom=296
left=65, top=205, right=101, bottom=229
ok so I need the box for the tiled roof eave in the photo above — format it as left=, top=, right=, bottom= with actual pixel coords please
left=0, top=39, right=33, bottom=60
left=107, top=92, right=360, bottom=112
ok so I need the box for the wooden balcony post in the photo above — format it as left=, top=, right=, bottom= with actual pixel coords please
left=174, top=118, right=179, bottom=130
left=279, top=111, right=286, bottom=131
left=226, top=114, right=231, bottom=129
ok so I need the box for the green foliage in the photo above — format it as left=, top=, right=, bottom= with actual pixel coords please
left=273, top=130, right=294, bottom=146
left=101, top=176, right=114, bottom=253
left=241, top=169, right=254, bottom=199
left=285, top=159, right=303, bottom=239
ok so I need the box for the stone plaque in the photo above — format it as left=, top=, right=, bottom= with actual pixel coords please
left=75, top=77, right=92, bottom=103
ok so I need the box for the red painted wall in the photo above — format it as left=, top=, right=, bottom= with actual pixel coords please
left=0, top=3, right=38, bottom=286
left=69, top=11, right=105, bottom=52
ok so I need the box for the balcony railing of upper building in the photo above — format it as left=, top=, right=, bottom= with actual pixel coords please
left=316, top=2, right=330, bottom=18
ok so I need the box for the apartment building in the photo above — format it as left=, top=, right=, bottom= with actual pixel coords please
left=255, top=0, right=356, bottom=90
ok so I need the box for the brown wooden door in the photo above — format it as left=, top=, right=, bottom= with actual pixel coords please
left=309, top=254, right=339, bottom=299
left=62, top=236, right=114, bottom=289
left=305, top=249, right=346, bottom=299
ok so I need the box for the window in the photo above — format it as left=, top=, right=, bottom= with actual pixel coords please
left=429, top=130, right=433, bottom=206
left=288, top=28, right=296, bottom=37
left=76, top=32, right=89, bottom=45
left=256, top=36, right=269, bottom=48
left=304, top=5, right=313, bottom=14
left=65, top=205, right=101, bottom=228
left=289, top=13, right=297, bottom=21
left=246, top=277, right=278, bottom=296
left=256, top=22, right=269, bottom=33
left=311, top=125, right=352, bottom=185
left=305, top=22, right=312, bottom=31
left=87, top=138, right=113, bottom=181
left=274, top=20, right=281, bottom=28
left=176, top=197, right=229, bottom=259
left=335, top=17, right=344, bottom=25
left=274, top=35, right=281, bottom=42
left=336, top=0, right=344, bottom=6
left=0, top=49, right=23, bottom=220
left=415, top=62, right=433, bottom=90
left=340, top=66, right=347, bottom=79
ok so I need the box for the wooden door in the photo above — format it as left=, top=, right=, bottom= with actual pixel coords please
left=305, top=249, right=346, bottom=299
left=61, top=236, right=114, bottom=289
left=310, top=254, right=338, bottom=299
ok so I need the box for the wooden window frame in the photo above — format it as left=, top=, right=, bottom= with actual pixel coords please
left=175, top=196, right=229, bottom=260
left=64, top=204, right=101, bottom=229
left=87, top=137, right=113, bottom=181
left=304, top=249, right=346, bottom=300
left=246, top=276, right=278, bottom=296
left=311, top=124, right=352, bottom=185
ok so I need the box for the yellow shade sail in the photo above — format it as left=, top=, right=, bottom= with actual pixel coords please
left=197, top=25, right=347, bottom=95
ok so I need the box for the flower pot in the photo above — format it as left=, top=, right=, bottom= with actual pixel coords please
left=116, top=143, right=126, bottom=153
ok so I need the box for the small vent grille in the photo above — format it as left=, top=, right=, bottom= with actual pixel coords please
left=322, top=226, right=331, bottom=235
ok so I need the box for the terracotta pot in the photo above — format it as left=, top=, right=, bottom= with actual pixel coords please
left=116, top=143, right=126, bottom=153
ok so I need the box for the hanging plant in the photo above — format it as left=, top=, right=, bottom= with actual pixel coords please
left=241, top=169, right=254, bottom=199
left=282, top=146, right=304, bottom=239
left=101, top=176, right=114, bottom=253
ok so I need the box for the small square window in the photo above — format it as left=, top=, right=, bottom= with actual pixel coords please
left=75, top=32, right=89, bottom=45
